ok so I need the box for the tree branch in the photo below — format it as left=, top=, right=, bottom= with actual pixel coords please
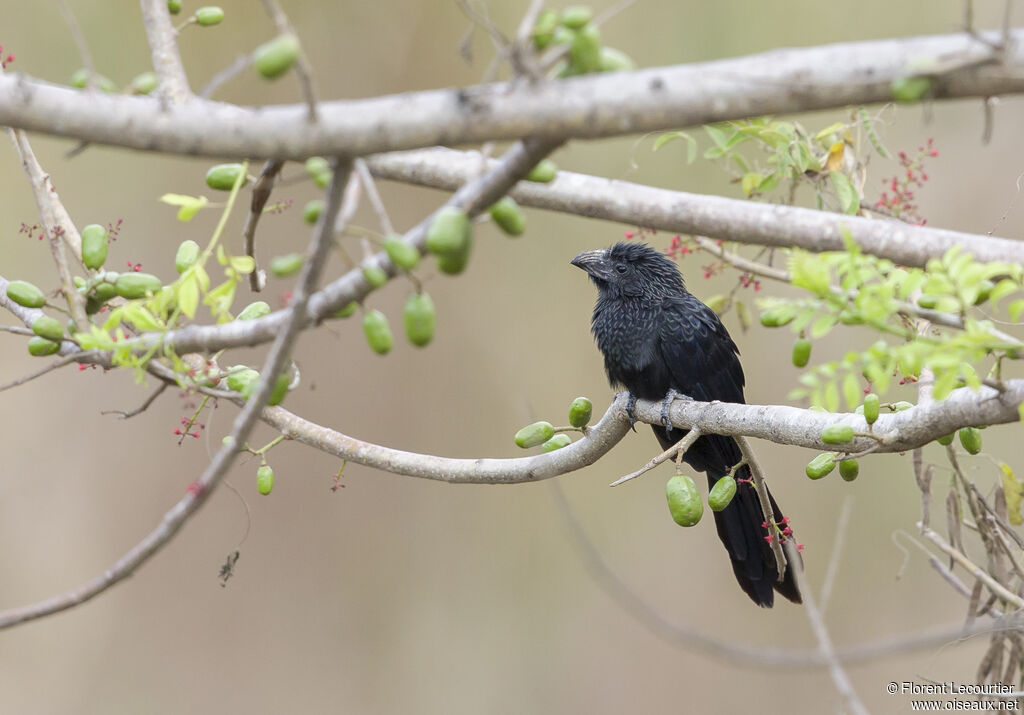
left=2, top=30, right=1022, bottom=158
left=366, top=147, right=1024, bottom=268
left=138, top=0, right=191, bottom=105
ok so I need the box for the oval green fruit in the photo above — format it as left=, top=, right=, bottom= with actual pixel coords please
left=892, top=401, right=914, bottom=412
left=917, top=294, right=938, bottom=309
left=425, top=206, right=471, bottom=256
left=70, top=69, right=117, bottom=92
left=791, top=338, right=811, bottom=368
left=363, top=309, right=393, bottom=355
left=27, top=336, right=60, bottom=356
left=195, top=6, right=224, bottom=26
left=362, top=264, right=388, bottom=288
left=665, top=474, right=703, bottom=527
left=302, top=199, right=323, bottom=225
left=384, top=235, right=420, bottom=270
left=92, top=282, right=118, bottom=303
left=205, top=163, right=247, bottom=191
left=6, top=280, right=46, bottom=308
left=532, top=9, right=559, bottom=49
left=821, top=424, right=855, bottom=444
left=560, top=5, right=592, bottom=29
left=806, top=453, right=836, bottom=479
left=436, top=240, right=472, bottom=275
left=959, top=427, right=982, bottom=455
left=569, top=25, right=602, bottom=73
left=129, top=71, right=158, bottom=95
left=31, top=316, right=64, bottom=342
left=708, top=476, right=737, bottom=512
left=236, top=301, right=270, bottom=321
left=226, top=367, right=260, bottom=394
left=256, top=465, right=274, bottom=495
left=526, top=159, right=557, bottom=183
left=254, top=34, right=300, bottom=79
left=403, top=292, right=435, bottom=347
left=542, top=434, right=572, bottom=452
left=175, top=240, right=201, bottom=274
left=333, top=302, right=357, bottom=319
left=488, top=197, right=526, bottom=236
left=839, top=459, right=859, bottom=481
left=599, top=46, right=636, bottom=72
left=305, top=156, right=329, bottom=177
left=514, top=421, right=555, bottom=449
left=568, top=396, right=593, bottom=428
left=270, top=253, right=304, bottom=278
left=167, top=0, right=182, bottom=14
left=759, top=309, right=793, bottom=328
left=863, top=393, right=879, bottom=425
left=81, top=224, right=108, bottom=270
left=114, top=272, right=162, bottom=299
left=267, top=372, right=290, bottom=406
left=936, top=432, right=955, bottom=446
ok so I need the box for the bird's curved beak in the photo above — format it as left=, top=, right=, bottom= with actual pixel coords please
left=570, top=249, right=611, bottom=280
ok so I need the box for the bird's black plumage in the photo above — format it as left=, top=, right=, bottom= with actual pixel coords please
left=572, top=242, right=800, bottom=607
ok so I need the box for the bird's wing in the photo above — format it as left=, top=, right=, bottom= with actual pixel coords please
left=657, top=293, right=746, bottom=404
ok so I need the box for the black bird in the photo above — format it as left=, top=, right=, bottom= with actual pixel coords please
left=571, top=242, right=800, bottom=607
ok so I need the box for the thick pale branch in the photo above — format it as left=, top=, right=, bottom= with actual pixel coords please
left=138, top=0, right=191, bottom=105
left=1, top=30, right=1022, bottom=158
left=367, top=147, right=1024, bottom=269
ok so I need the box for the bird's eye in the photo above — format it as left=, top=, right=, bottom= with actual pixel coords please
left=615, top=264, right=628, bottom=274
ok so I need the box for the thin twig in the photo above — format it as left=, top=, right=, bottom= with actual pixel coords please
left=735, top=436, right=786, bottom=582
left=818, top=496, right=853, bottom=616
left=199, top=54, right=251, bottom=99
left=0, top=353, right=80, bottom=393
left=609, top=428, right=701, bottom=486
left=920, top=526, right=1024, bottom=611
left=242, top=160, right=285, bottom=292
left=58, top=0, right=97, bottom=90
left=101, top=382, right=169, bottom=419
left=259, top=0, right=318, bottom=121
left=354, top=159, right=394, bottom=235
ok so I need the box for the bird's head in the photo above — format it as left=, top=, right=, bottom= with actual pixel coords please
left=571, top=242, right=684, bottom=299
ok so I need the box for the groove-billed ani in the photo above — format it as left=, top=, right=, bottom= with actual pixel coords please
left=571, top=242, right=799, bottom=607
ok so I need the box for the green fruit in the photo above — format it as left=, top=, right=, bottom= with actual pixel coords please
left=362, top=264, right=388, bottom=288
left=195, top=6, right=224, bottom=26
left=425, top=206, right=471, bottom=256
left=129, top=71, right=158, bottom=95
left=384, top=235, right=420, bottom=270
left=937, top=433, right=955, bottom=446
left=256, top=465, right=274, bottom=495
left=27, top=336, right=60, bottom=356
left=532, top=9, right=559, bottom=49
left=863, top=393, right=879, bottom=425
left=759, top=309, right=793, bottom=327
left=665, top=474, right=703, bottom=527
left=542, top=434, right=572, bottom=452
left=114, top=272, right=162, bottom=299
left=302, top=200, right=323, bottom=224
left=959, top=427, right=982, bottom=455
left=305, top=157, right=330, bottom=187
left=821, top=424, right=855, bottom=444
left=599, top=46, right=636, bottom=72
left=236, top=301, right=270, bottom=321
left=839, top=459, right=859, bottom=481
left=514, top=421, right=555, bottom=448
left=891, top=76, right=934, bottom=103
left=6, top=280, right=46, bottom=308
left=175, top=240, right=201, bottom=274
left=525, top=159, right=557, bottom=183
left=569, top=25, right=602, bottom=73
left=708, top=476, right=737, bottom=512
left=806, top=453, right=836, bottom=479
left=254, top=34, right=301, bottom=79
left=568, top=396, right=593, bottom=428
left=31, top=316, right=64, bottom=342
left=333, top=302, right=357, bottom=319
left=917, top=294, right=938, bottom=309
left=267, top=372, right=290, bottom=406
left=488, top=197, right=526, bottom=236
left=791, top=338, right=811, bottom=368
left=560, top=5, right=592, bottom=29
left=436, top=240, right=472, bottom=275
left=270, top=253, right=304, bottom=278
left=363, top=309, right=393, bottom=355
left=402, top=292, right=435, bottom=347
left=70, top=69, right=117, bottom=92
left=81, top=224, right=108, bottom=270
left=891, top=401, right=914, bottom=412
left=92, top=282, right=117, bottom=303
left=226, top=367, right=260, bottom=394
left=205, top=163, right=247, bottom=191
left=167, top=0, right=182, bottom=14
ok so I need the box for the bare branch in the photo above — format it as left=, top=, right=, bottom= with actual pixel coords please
left=2, top=30, right=1023, bottom=158
left=609, top=427, right=701, bottom=486
left=259, top=0, right=318, bottom=122
left=242, top=159, right=284, bottom=292
left=0, top=353, right=80, bottom=393
left=920, top=526, right=1024, bottom=611
left=138, top=0, right=191, bottom=105
left=368, top=147, right=1024, bottom=269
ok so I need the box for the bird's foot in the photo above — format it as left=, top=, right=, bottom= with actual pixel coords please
left=660, top=389, right=693, bottom=436
left=624, top=392, right=638, bottom=432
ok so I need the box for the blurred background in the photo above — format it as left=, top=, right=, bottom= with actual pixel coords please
left=1, top=1, right=1022, bottom=713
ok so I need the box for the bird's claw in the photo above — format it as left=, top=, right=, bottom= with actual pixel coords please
left=625, top=392, right=638, bottom=431
left=660, top=389, right=693, bottom=436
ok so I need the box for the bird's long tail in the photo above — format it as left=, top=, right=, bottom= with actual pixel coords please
left=654, top=426, right=800, bottom=607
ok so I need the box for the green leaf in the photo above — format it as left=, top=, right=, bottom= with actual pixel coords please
left=178, top=275, right=200, bottom=318
left=741, top=172, right=763, bottom=196
left=1000, top=462, right=1023, bottom=525
left=960, top=362, right=981, bottom=391
left=790, top=250, right=832, bottom=296
left=824, top=381, right=840, bottom=413
left=830, top=172, right=860, bottom=215
left=160, top=193, right=208, bottom=222
left=810, top=313, right=837, bottom=339
left=1010, top=299, right=1024, bottom=322
left=932, top=368, right=959, bottom=401
left=653, top=131, right=697, bottom=162
left=843, top=372, right=861, bottom=409
left=988, top=278, right=1018, bottom=306
left=229, top=255, right=256, bottom=274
